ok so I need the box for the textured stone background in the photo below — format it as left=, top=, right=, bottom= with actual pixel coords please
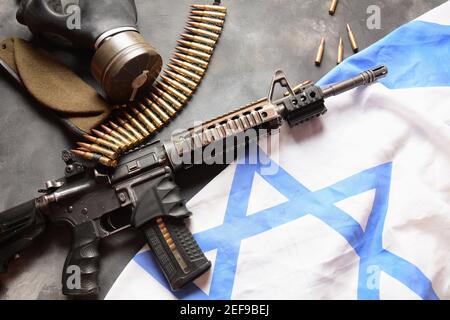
left=0, top=0, right=445, bottom=299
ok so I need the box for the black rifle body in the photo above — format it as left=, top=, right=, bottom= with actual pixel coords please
left=0, top=66, right=387, bottom=296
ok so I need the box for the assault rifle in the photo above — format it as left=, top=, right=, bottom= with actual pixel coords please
left=0, top=66, right=387, bottom=296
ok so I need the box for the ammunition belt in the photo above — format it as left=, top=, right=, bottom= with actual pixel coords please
left=72, top=3, right=227, bottom=167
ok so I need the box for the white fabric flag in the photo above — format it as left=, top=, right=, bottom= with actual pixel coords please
left=107, top=2, right=450, bottom=300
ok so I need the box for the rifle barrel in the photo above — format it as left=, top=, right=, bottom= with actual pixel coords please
left=321, top=65, right=388, bottom=99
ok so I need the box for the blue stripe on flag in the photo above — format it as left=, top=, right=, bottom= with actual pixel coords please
left=134, top=151, right=439, bottom=300
left=318, top=21, right=450, bottom=89
left=130, top=19, right=449, bottom=301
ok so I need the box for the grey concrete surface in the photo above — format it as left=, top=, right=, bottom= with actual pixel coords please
left=0, top=0, right=446, bottom=299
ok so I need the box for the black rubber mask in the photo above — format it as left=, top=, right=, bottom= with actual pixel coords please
left=17, top=0, right=162, bottom=104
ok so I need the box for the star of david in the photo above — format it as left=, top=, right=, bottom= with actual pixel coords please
left=135, top=149, right=439, bottom=300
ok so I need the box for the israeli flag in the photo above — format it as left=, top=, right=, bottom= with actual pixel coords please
left=107, top=2, right=450, bottom=300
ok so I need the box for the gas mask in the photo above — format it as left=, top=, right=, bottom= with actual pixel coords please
left=17, top=0, right=162, bottom=104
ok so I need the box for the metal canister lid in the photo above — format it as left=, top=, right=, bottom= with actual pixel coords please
left=91, top=31, right=162, bottom=104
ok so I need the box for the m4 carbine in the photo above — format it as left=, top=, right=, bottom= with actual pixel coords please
left=0, top=66, right=387, bottom=297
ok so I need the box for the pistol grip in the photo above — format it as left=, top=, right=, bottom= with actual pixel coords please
left=62, top=221, right=100, bottom=296
left=142, top=216, right=211, bottom=291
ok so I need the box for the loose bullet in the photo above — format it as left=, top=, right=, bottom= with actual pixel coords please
left=71, top=149, right=117, bottom=167
left=77, top=142, right=118, bottom=160
left=329, top=0, right=338, bottom=15
left=91, top=129, right=127, bottom=150
left=153, top=86, right=183, bottom=110
left=160, top=75, right=193, bottom=96
left=189, top=16, right=224, bottom=26
left=346, top=23, right=359, bottom=53
left=150, top=93, right=177, bottom=116
left=83, top=134, right=121, bottom=152
left=181, top=33, right=216, bottom=46
left=176, top=46, right=211, bottom=60
left=108, top=121, right=138, bottom=144
left=284, top=80, right=313, bottom=97
left=173, top=52, right=209, bottom=68
left=170, top=58, right=205, bottom=75
left=187, top=21, right=222, bottom=34
left=165, top=68, right=198, bottom=88
left=144, top=98, right=171, bottom=123
left=117, top=117, right=144, bottom=140
left=337, top=37, right=344, bottom=64
left=315, top=37, right=325, bottom=66
left=184, top=26, right=219, bottom=40
left=130, top=107, right=157, bottom=132
left=191, top=10, right=226, bottom=19
left=156, top=81, right=189, bottom=102
left=191, top=4, right=227, bottom=13
left=293, top=80, right=313, bottom=94
left=122, top=111, right=151, bottom=136
left=100, top=124, right=133, bottom=147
